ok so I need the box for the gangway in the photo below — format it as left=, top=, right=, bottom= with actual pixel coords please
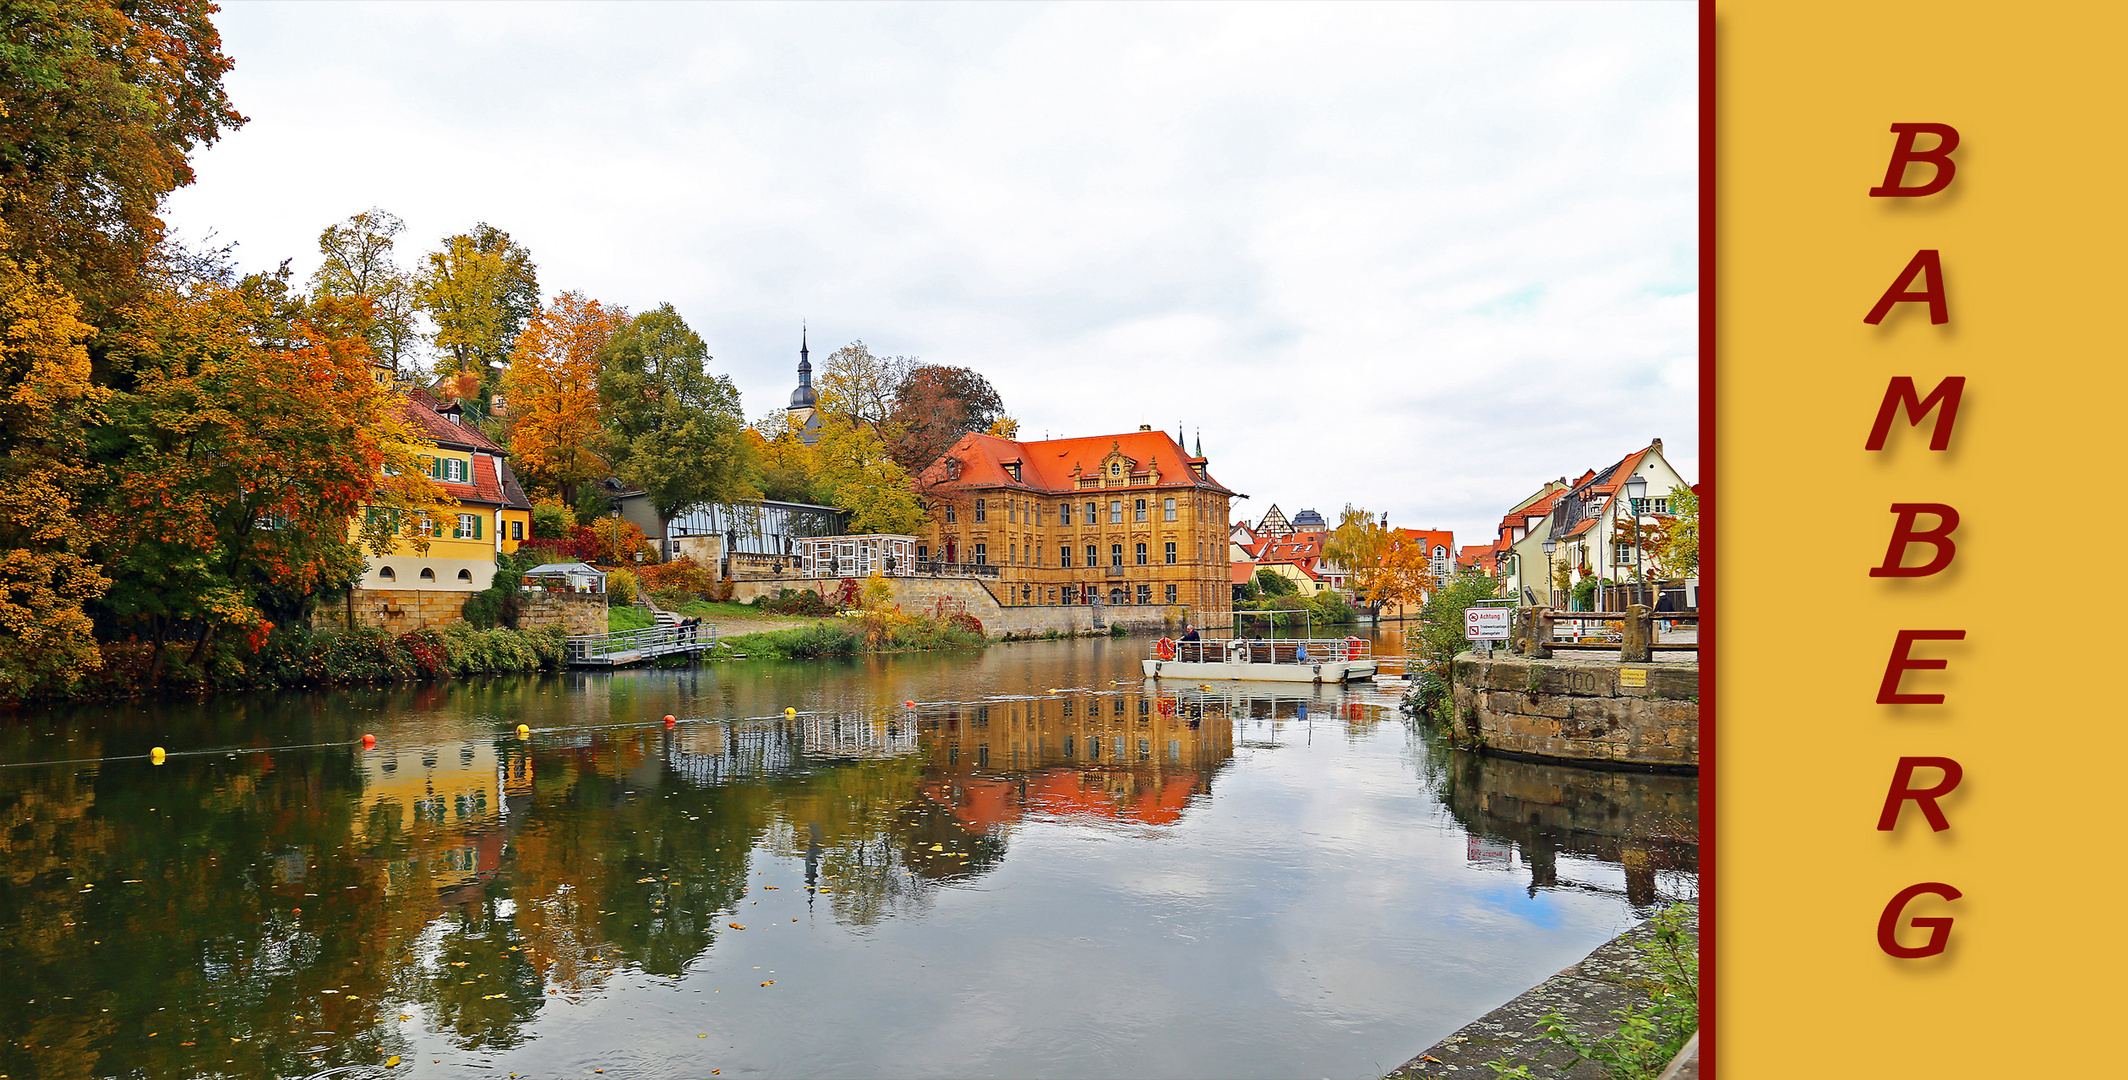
left=565, top=623, right=717, bottom=667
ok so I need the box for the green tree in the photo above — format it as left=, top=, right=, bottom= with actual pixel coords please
left=813, top=418, right=924, bottom=534
left=1659, top=484, right=1699, bottom=577
left=308, top=208, right=420, bottom=373
left=1405, top=571, right=1504, bottom=715
left=597, top=303, right=754, bottom=521
left=416, top=223, right=540, bottom=380
left=0, top=0, right=245, bottom=321
left=1253, top=568, right=1297, bottom=596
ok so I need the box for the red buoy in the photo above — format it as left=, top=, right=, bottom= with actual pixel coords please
left=361, top=734, right=376, bottom=749
left=664, top=714, right=677, bottom=728
left=904, top=701, right=916, bottom=708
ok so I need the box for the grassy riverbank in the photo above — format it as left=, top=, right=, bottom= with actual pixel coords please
left=34, top=625, right=568, bottom=702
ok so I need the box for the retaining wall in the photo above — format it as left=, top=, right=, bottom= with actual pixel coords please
left=1450, top=653, right=1699, bottom=771
left=728, top=575, right=1181, bottom=638
left=516, top=593, right=609, bottom=636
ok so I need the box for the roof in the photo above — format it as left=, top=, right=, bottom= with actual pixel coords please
left=1232, top=561, right=1258, bottom=585
left=1255, top=530, right=1326, bottom=564
left=524, top=562, right=603, bottom=576
left=401, top=386, right=504, bottom=453
left=916, top=428, right=1236, bottom=496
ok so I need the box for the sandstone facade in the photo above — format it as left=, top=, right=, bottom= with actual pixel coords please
left=1449, top=653, right=1698, bottom=771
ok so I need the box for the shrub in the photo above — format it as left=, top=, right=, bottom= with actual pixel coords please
left=827, top=577, right=861, bottom=610
left=608, top=568, right=639, bottom=605
left=1308, top=591, right=1357, bottom=625
left=531, top=502, right=571, bottom=540
left=759, top=588, right=835, bottom=616
left=945, top=611, right=984, bottom=637
left=591, top=517, right=656, bottom=565
left=641, top=557, right=718, bottom=599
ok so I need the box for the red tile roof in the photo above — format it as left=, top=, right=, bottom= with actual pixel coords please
left=917, top=429, right=1237, bottom=496
left=400, top=386, right=503, bottom=453
left=1231, top=561, right=1258, bottom=585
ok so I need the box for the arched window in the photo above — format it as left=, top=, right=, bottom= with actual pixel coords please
left=457, top=569, right=474, bottom=582
left=1109, top=587, right=1127, bottom=605
left=420, top=567, right=436, bottom=581
left=378, top=566, right=396, bottom=581
left=1434, top=546, right=1447, bottom=558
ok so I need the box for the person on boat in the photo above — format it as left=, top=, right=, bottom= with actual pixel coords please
left=1180, top=624, right=1199, bottom=642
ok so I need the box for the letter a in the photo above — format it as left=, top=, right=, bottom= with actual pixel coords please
left=1869, top=123, right=1960, bottom=197
left=1863, top=250, right=1948, bottom=325
left=1871, top=503, right=1959, bottom=577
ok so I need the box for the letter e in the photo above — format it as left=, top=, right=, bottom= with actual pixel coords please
left=1878, top=630, right=1965, bottom=705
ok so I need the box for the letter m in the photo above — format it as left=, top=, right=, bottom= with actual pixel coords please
left=1865, top=376, right=1965, bottom=451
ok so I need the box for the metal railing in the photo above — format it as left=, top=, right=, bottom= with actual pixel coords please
left=565, top=623, right=716, bottom=666
left=1160, top=637, right=1373, bottom=664
left=1514, top=606, right=1698, bottom=662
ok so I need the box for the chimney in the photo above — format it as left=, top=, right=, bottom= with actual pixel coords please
left=1138, top=424, right=1152, bottom=431
left=1652, top=437, right=1663, bottom=453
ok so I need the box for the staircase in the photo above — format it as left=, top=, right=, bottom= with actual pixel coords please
left=641, top=593, right=683, bottom=628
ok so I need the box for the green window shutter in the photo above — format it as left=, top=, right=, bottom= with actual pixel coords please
left=475, top=515, right=483, bottom=539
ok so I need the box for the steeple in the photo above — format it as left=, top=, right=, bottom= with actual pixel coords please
left=1194, top=430, right=1202, bottom=458
left=788, top=323, right=817, bottom=412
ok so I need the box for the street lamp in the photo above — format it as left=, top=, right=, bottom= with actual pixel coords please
left=1540, top=535, right=1558, bottom=608
left=1621, top=473, right=1649, bottom=608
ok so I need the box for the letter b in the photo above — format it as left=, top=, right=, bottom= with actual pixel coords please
left=1869, top=123, right=1960, bottom=197
left=1871, top=503, right=1959, bottom=577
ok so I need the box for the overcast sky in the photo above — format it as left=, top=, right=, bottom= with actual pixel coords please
left=166, top=1, right=1697, bottom=546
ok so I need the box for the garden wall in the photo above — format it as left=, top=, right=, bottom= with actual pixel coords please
left=1449, top=653, right=1699, bottom=771
left=729, top=576, right=1182, bottom=638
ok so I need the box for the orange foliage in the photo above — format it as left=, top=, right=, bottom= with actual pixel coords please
left=504, top=292, right=626, bottom=502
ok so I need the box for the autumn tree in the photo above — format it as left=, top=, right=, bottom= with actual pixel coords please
left=747, top=411, right=819, bottom=504
left=884, top=364, right=1005, bottom=472
left=0, top=0, right=245, bottom=321
left=0, top=224, right=112, bottom=697
left=94, top=259, right=451, bottom=677
left=416, top=223, right=540, bottom=380
left=505, top=291, right=626, bottom=507
left=812, top=417, right=925, bottom=535
left=1322, top=505, right=1389, bottom=603
left=308, top=208, right=420, bottom=373
left=816, top=341, right=913, bottom=435
left=596, top=303, right=753, bottom=521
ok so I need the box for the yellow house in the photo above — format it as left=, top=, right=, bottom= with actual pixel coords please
left=359, top=387, right=535, bottom=593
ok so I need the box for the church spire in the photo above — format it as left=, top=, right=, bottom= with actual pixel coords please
left=1194, top=430, right=1202, bottom=458
left=788, top=323, right=817, bottom=411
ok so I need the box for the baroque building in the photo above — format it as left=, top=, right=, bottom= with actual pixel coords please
left=913, top=425, right=1238, bottom=622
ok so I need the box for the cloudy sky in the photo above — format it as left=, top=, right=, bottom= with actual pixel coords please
left=166, top=1, right=1697, bottom=546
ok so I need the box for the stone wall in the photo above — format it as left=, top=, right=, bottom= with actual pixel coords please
left=325, top=587, right=608, bottom=637
left=1450, top=653, right=1698, bottom=771
left=333, top=587, right=469, bottom=634
left=728, top=575, right=1181, bottom=638
left=517, top=592, right=609, bottom=636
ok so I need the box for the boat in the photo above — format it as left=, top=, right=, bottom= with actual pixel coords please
left=1142, top=612, right=1377, bottom=684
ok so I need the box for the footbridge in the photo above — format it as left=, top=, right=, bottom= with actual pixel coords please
left=564, top=624, right=718, bottom=668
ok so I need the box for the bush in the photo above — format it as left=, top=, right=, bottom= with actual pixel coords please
left=641, top=557, right=718, bottom=599
left=1406, top=572, right=1505, bottom=718
left=531, top=502, right=571, bottom=540
left=758, top=588, right=835, bottom=616
left=1308, top=591, right=1357, bottom=625
left=608, top=567, right=639, bottom=605
left=591, top=517, right=656, bottom=565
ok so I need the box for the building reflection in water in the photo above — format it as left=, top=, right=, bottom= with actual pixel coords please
left=1437, top=748, right=1698, bottom=910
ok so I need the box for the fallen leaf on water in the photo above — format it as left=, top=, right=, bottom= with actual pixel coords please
left=698, top=1034, right=708, bottom=1038
left=387, top=1056, right=401, bottom=1067
left=728, top=923, right=745, bottom=929
left=398, top=1014, right=412, bottom=1021
left=761, top=980, right=775, bottom=986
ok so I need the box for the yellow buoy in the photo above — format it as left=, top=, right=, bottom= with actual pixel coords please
left=784, top=707, right=797, bottom=717
left=515, top=724, right=531, bottom=739
left=150, top=747, right=166, bottom=765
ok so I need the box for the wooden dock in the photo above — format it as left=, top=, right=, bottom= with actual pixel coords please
left=564, top=624, right=718, bottom=668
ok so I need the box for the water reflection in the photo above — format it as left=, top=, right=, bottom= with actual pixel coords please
left=1440, top=749, right=1698, bottom=908
left=1, top=638, right=1694, bottom=1079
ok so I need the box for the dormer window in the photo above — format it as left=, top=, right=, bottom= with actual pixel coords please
left=1109, top=462, right=1122, bottom=477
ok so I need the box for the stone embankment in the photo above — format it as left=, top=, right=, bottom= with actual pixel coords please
left=1384, top=905, right=1699, bottom=1080
left=1450, top=652, right=1698, bottom=772
left=731, top=575, right=1186, bottom=637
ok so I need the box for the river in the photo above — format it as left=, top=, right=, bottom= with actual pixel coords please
left=0, top=634, right=1696, bottom=1079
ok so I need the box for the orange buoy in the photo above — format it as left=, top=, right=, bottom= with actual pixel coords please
left=664, top=714, right=677, bottom=728
left=361, top=734, right=377, bottom=749
left=904, top=701, right=916, bottom=708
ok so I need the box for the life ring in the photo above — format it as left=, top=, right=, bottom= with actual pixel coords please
left=1155, top=637, right=1177, bottom=660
